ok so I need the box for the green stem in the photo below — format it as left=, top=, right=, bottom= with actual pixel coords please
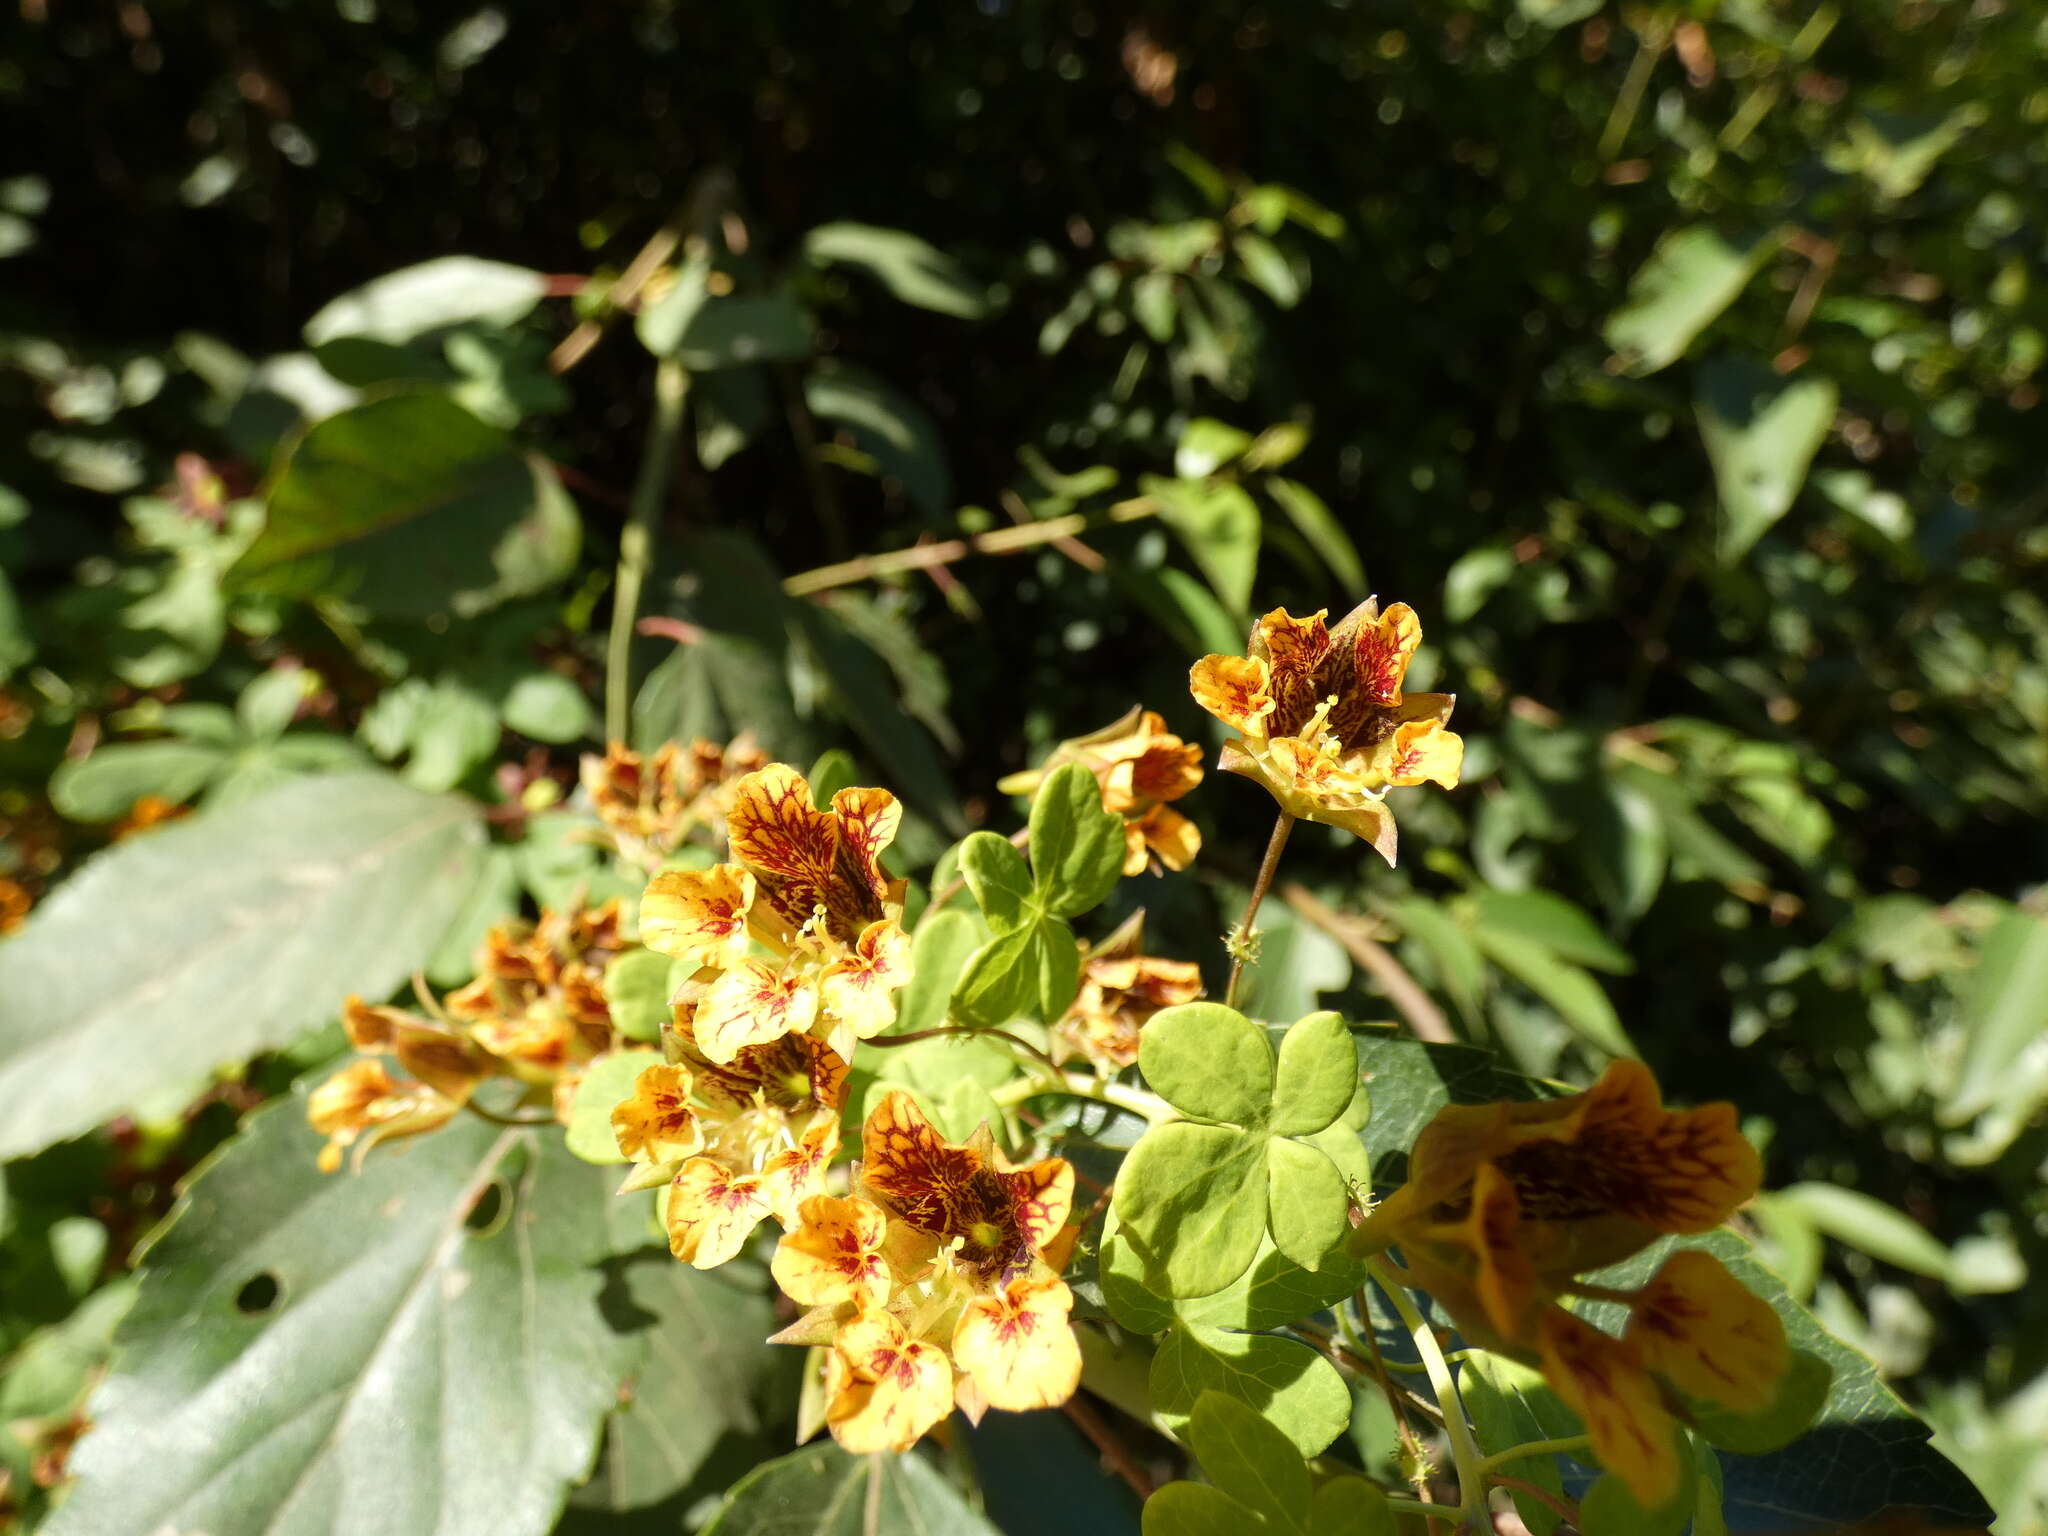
left=988, top=1070, right=1174, bottom=1126
left=1477, top=1433, right=1592, bottom=1475
left=604, top=357, right=690, bottom=744
left=1366, top=1256, right=1489, bottom=1531
left=1224, top=811, right=1295, bottom=1009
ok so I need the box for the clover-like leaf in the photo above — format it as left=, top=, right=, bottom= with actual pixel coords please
left=1114, top=1124, right=1270, bottom=1297
left=1152, top=1323, right=1351, bottom=1457
left=958, top=831, right=1035, bottom=934
left=1268, top=1010, right=1357, bottom=1136
left=1185, top=1389, right=1310, bottom=1529
left=1264, top=1136, right=1350, bottom=1271
left=1029, top=760, right=1126, bottom=918
left=952, top=916, right=1081, bottom=1028
left=1139, top=1003, right=1275, bottom=1125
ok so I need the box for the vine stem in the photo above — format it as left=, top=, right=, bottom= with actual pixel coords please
left=1478, top=1434, right=1592, bottom=1474
left=1366, top=1256, right=1490, bottom=1531
left=1223, top=811, right=1295, bottom=1009
left=604, top=357, right=689, bottom=744
left=987, top=1069, right=1174, bottom=1126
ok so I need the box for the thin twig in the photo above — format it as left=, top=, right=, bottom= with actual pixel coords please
left=462, top=1098, right=557, bottom=1128
left=1278, top=883, right=1455, bottom=1044
left=1224, top=812, right=1295, bottom=1009
left=1001, top=487, right=1104, bottom=572
left=604, top=358, right=690, bottom=744
left=547, top=184, right=719, bottom=375
left=1489, top=1474, right=1582, bottom=1526
left=782, top=498, right=1159, bottom=596
left=865, top=1024, right=1065, bottom=1079
left=1062, top=1394, right=1157, bottom=1500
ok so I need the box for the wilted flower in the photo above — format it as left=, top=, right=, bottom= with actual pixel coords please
left=1357, top=1059, right=1786, bottom=1505
left=307, top=1060, right=458, bottom=1174
left=580, top=735, right=770, bottom=863
left=1053, top=911, right=1204, bottom=1070
left=1190, top=600, right=1462, bottom=865
left=998, top=706, right=1204, bottom=875
left=446, top=903, right=626, bottom=1095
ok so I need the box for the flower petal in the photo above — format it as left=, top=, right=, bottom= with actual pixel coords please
left=693, top=959, right=818, bottom=1064
left=820, top=919, right=914, bottom=1042
left=1349, top=601, right=1422, bottom=705
left=772, top=1194, right=893, bottom=1311
left=1376, top=720, right=1465, bottom=790
left=1189, top=654, right=1275, bottom=738
left=639, top=864, right=756, bottom=969
left=952, top=1274, right=1082, bottom=1412
left=666, top=1157, right=771, bottom=1268
left=612, top=1062, right=702, bottom=1163
left=1627, top=1250, right=1789, bottom=1412
left=825, top=1311, right=954, bottom=1454
left=1539, top=1306, right=1682, bottom=1509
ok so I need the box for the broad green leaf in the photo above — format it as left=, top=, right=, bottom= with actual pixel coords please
left=700, top=1441, right=1000, bottom=1534
left=1269, top=1011, right=1358, bottom=1136
left=1145, top=474, right=1262, bottom=616
left=1461, top=1354, right=1570, bottom=1536
left=1350, top=1034, right=1563, bottom=1175
left=1264, top=477, right=1365, bottom=594
left=1696, top=357, right=1838, bottom=564
left=568, top=1253, right=788, bottom=1517
left=303, top=257, right=549, bottom=346
left=237, top=666, right=309, bottom=739
left=804, top=222, right=987, bottom=318
left=1469, top=888, right=1634, bottom=974
left=230, top=392, right=580, bottom=618
left=1099, top=1220, right=1362, bottom=1336
left=564, top=1049, right=661, bottom=1164
left=1443, top=543, right=1515, bottom=623
left=1306, top=1476, right=1395, bottom=1536
left=499, top=669, right=596, bottom=744
left=892, top=909, right=984, bottom=1035
left=424, top=843, right=522, bottom=987
left=1185, top=1390, right=1309, bottom=1529
left=1141, top=1482, right=1249, bottom=1536
left=44, top=1099, right=634, bottom=1536
left=1175, top=418, right=1253, bottom=479
left=1942, top=910, right=2048, bottom=1125
left=1152, top=1324, right=1350, bottom=1457
left=1234, top=231, right=1301, bottom=307
left=805, top=361, right=951, bottom=519
left=49, top=740, right=225, bottom=821
left=1604, top=228, right=1772, bottom=375
left=0, top=772, right=486, bottom=1159
left=1469, top=927, right=1638, bottom=1059
left=958, top=831, right=1035, bottom=933
left=1113, top=1124, right=1269, bottom=1298
left=1776, top=1181, right=1953, bottom=1280
left=1138, top=1003, right=1275, bottom=1124
left=1028, top=760, right=1125, bottom=918
left=669, top=291, right=812, bottom=371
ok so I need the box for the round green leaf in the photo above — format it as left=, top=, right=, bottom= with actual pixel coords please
left=1029, top=761, right=1126, bottom=919
left=1264, top=1136, right=1350, bottom=1272
left=1185, top=1389, right=1309, bottom=1529
left=601, top=949, right=680, bottom=1044
left=958, top=831, right=1035, bottom=933
left=1140, top=1482, right=1248, bottom=1536
left=1578, top=1443, right=1697, bottom=1536
left=1138, top=1003, right=1275, bottom=1124
left=1268, top=1011, right=1357, bottom=1137
left=701, top=1440, right=999, bottom=1534
left=1307, top=1477, right=1395, bottom=1536
left=1113, top=1123, right=1268, bottom=1298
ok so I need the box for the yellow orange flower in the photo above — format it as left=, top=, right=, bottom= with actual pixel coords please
left=726, top=764, right=902, bottom=945
left=666, top=1157, right=773, bottom=1268
left=611, top=1063, right=702, bottom=1163
left=999, top=707, right=1206, bottom=875
left=341, top=996, right=493, bottom=1104
left=1054, top=914, right=1204, bottom=1070
left=951, top=1272, right=1083, bottom=1413
left=772, top=1194, right=895, bottom=1312
left=580, top=736, right=771, bottom=860
left=1189, top=600, right=1462, bottom=866
left=446, top=903, right=626, bottom=1089
left=823, top=1311, right=954, bottom=1454
left=860, top=1090, right=1073, bottom=1286
left=818, top=919, right=914, bottom=1049
left=639, top=864, right=756, bottom=971
left=307, top=1061, right=457, bottom=1174
left=1357, top=1060, right=1786, bottom=1507
left=693, top=958, right=820, bottom=1063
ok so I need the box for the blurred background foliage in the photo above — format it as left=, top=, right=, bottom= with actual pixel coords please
left=1, top=0, right=2045, bottom=1530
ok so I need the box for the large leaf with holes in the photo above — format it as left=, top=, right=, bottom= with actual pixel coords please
left=43, top=1094, right=635, bottom=1536
left=700, top=1441, right=1001, bottom=1534
left=0, top=771, right=485, bottom=1159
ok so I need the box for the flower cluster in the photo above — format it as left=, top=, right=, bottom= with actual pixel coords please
left=308, top=903, right=630, bottom=1171
left=636, top=763, right=913, bottom=1066
left=1190, top=599, right=1463, bottom=865
left=579, top=734, right=769, bottom=866
left=770, top=1091, right=1081, bottom=1452
left=1356, top=1059, right=1788, bottom=1506
left=1052, top=912, right=1204, bottom=1071
left=997, top=706, right=1204, bottom=875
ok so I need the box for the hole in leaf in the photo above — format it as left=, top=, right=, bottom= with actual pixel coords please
left=234, top=1273, right=282, bottom=1315
left=464, top=1180, right=508, bottom=1236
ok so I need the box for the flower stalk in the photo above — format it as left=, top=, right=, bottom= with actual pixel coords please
left=1224, top=810, right=1293, bottom=1008
left=605, top=356, right=689, bottom=744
